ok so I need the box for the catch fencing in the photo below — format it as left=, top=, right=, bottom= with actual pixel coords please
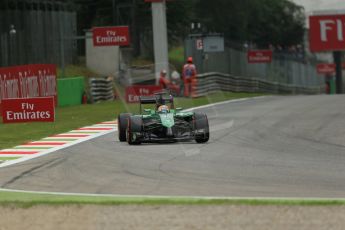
left=185, top=38, right=325, bottom=94
left=194, top=72, right=322, bottom=97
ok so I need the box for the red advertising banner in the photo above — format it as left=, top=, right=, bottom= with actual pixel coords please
left=93, top=26, right=130, bottom=47
left=0, top=64, right=57, bottom=114
left=309, top=14, right=345, bottom=52
left=247, top=50, right=273, bottom=63
left=125, top=85, right=162, bottom=103
left=2, top=97, right=55, bottom=123
left=317, top=63, right=336, bottom=75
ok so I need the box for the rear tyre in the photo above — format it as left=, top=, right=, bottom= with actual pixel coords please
left=127, top=116, right=142, bottom=145
left=194, top=113, right=209, bottom=143
left=118, top=113, right=131, bottom=142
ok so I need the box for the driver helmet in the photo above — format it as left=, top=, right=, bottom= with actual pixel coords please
left=158, top=105, right=169, bottom=113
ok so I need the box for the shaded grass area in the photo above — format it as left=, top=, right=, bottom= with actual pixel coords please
left=0, top=92, right=263, bottom=150
left=169, top=46, right=184, bottom=63
left=57, top=65, right=101, bottom=78
left=130, top=46, right=184, bottom=69
left=131, top=56, right=154, bottom=67
left=169, top=46, right=184, bottom=71
left=0, top=191, right=344, bottom=208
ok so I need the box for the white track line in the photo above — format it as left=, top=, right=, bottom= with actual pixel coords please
left=183, top=96, right=268, bottom=112
left=0, top=187, right=344, bottom=201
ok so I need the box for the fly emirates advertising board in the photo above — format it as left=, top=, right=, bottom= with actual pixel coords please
left=0, top=64, right=57, bottom=123
left=2, top=97, right=55, bottom=123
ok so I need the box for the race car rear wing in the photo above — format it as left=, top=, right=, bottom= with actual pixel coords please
left=139, top=93, right=175, bottom=113
left=139, top=96, right=173, bottom=104
left=139, top=96, right=156, bottom=104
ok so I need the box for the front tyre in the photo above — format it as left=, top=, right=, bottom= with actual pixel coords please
left=194, top=113, right=210, bottom=143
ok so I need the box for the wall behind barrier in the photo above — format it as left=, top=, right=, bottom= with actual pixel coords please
left=57, top=77, right=85, bottom=107
left=0, top=2, right=77, bottom=67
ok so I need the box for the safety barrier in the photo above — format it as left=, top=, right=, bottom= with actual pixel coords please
left=194, top=72, right=323, bottom=97
left=89, top=77, right=114, bottom=103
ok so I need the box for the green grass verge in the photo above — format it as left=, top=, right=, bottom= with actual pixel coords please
left=0, top=190, right=344, bottom=207
left=0, top=92, right=263, bottom=150
left=0, top=157, right=20, bottom=160
left=0, top=101, right=121, bottom=149
left=174, top=92, right=259, bottom=108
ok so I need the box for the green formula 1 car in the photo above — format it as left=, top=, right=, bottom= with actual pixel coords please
left=118, top=92, right=209, bottom=145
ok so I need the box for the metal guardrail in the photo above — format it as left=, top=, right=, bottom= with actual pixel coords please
left=194, top=72, right=324, bottom=96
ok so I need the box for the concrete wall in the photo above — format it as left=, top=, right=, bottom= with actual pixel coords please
left=85, top=31, right=120, bottom=76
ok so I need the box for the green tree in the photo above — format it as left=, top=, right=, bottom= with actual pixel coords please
left=195, top=0, right=305, bottom=48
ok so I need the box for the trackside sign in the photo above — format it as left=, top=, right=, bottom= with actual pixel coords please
left=247, top=50, right=273, bottom=63
left=309, top=14, right=345, bottom=52
left=316, top=63, right=336, bottom=75
left=2, top=97, right=55, bottom=123
left=0, top=64, right=57, bottom=114
left=125, top=85, right=162, bottom=103
left=92, top=26, right=130, bottom=46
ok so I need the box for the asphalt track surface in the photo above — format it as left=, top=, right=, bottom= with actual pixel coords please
left=0, top=95, right=345, bottom=198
